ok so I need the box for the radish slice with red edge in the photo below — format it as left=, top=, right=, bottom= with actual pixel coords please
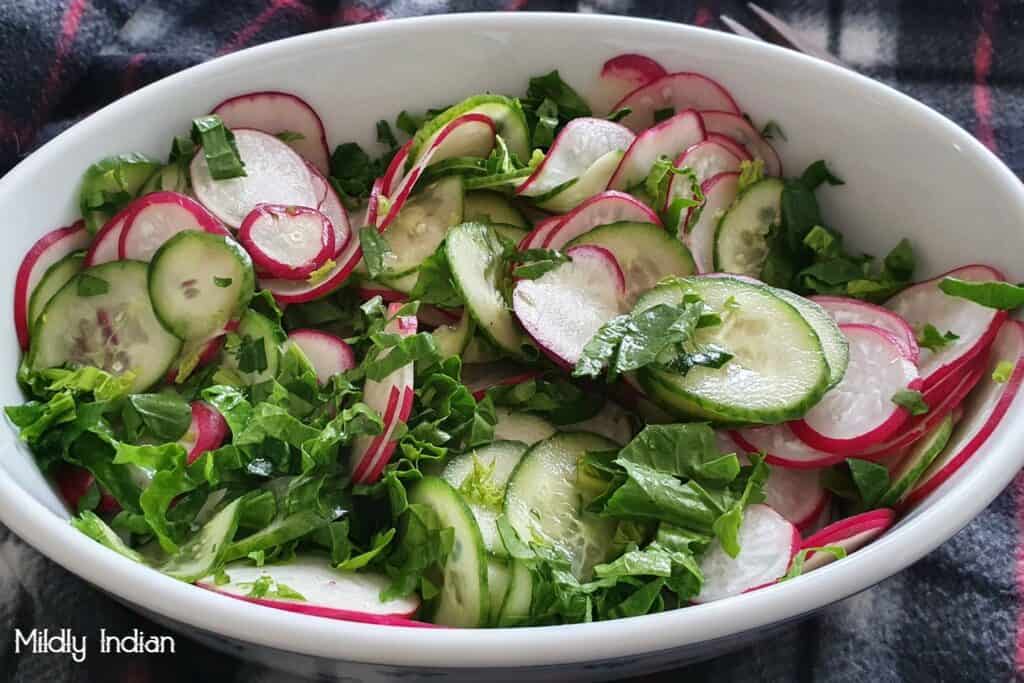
left=305, top=161, right=330, bottom=208
left=685, top=171, right=739, bottom=272
left=463, top=363, right=543, bottom=401
left=705, top=133, right=753, bottom=162
left=238, top=204, right=334, bottom=279
left=606, top=109, right=705, bottom=191
left=165, top=323, right=236, bottom=384
left=612, top=73, right=742, bottom=132
left=700, top=111, right=782, bottom=176
left=355, top=281, right=409, bottom=303
left=731, top=423, right=845, bottom=469
left=191, top=128, right=320, bottom=228
left=512, top=244, right=626, bottom=369
left=516, top=118, right=635, bottom=199
left=790, top=324, right=921, bottom=455
left=179, top=401, right=229, bottom=465
left=542, top=191, right=661, bottom=249
left=735, top=452, right=829, bottom=532
left=591, top=53, right=668, bottom=115
left=14, top=221, right=91, bottom=349
left=663, top=138, right=745, bottom=216
left=307, top=163, right=352, bottom=257
left=196, top=556, right=433, bottom=626
left=54, top=463, right=121, bottom=514
left=85, top=207, right=132, bottom=266
left=798, top=509, right=896, bottom=573
left=118, top=191, right=227, bottom=261
left=693, top=504, right=799, bottom=603
left=886, top=264, right=1008, bottom=391
left=902, top=320, right=1024, bottom=508
left=381, top=140, right=413, bottom=196
left=288, top=329, right=355, bottom=384
left=211, top=91, right=331, bottom=174
left=810, top=295, right=920, bottom=365
left=520, top=215, right=562, bottom=250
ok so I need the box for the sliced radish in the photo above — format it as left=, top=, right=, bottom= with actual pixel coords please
left=612, top=73, right=741, bottom=132
left=416, top=305, right=461, bottom=328
left=519, top=215, right=563, bottom=250
left=305, top=161, right=330, bottom=208
left=288, top=329, right=355, bottom=384
left=516, top=118, right=635, bottom=199
left=886, top=264, right=1007, bottom=391
left=118, top=191, right=226, bottom=261
left=54, top=463, right=120, bottom=514
left=178, top=401, right=229, bottom=465
left=685, top=171, right=739, bottom=272
left=902, top=320, right=1024, bottom=508
left=462, top=363, right=543, bottom=401
left=664, top=138, right=745, bottom=214
left=732, top=424, right=844, bottom=469
left=810, top=295, right=919, bottom=365
left=85, top=207, right=132, bottom=266
left=736, top=453, right=829, bottom=532
left=705, top=133, right=753, bottom=162
left=381, top=140, right=413, bottom=196
left=693, top=504, right=799, bottom=603
left=197, top=556, right=429, bottom=626
left=790, top=324, right=920, bottom=455
left=238, top=204, right=334, bottom=279
left=191, top=128, right=320, bottom=228
left=700, top=111, right=782, bottom=177
left=307, top=163, right=352, bottom=257
left=355, top=281, right=409, bottom=303
left=14, top=221, right=91, bottom=349
left=542, top=191, right=661, bottom=249
left=512, top=245, right=626, bottom=369
left=591, top=53, right=668, bottom=115
left=606, top=109, right=705, bottom=191
left=799, top=509, right=895, bottom=573
left=211, top=91, right=330, bottom=174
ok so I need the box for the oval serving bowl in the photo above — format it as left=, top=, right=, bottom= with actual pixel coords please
left=1, top=13, right=1023, bottom=682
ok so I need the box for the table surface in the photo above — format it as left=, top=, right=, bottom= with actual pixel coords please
left=1, top=1, right=1023, bottom=681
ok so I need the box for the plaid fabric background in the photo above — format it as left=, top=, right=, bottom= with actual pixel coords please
left=1, top=1, right=1023, bottom=681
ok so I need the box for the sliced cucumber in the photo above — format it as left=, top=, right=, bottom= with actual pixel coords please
left=535, top=150, right=624, bottom=213
left=487, top=558, right=512, bottom=626
left=770, top=287, right=848, bottom=389
left=410, top=95, right=530, bottom=167
left=879, top=414, right=954, bottom=507
left=377, top=270, right=418, bottom=295
left=409, top=477, right=489, bottom=628
left=30, top=261, right=182, bottom=392
left=463, top=335, right=504, bottom=363
left=446, top=222, right=527, bottom=355
left=636, top=275, right=829, bottom=423
left=28, top=251, right=85, bottom=330
left=504, top=432, right=619, bottom=580
left=221, top=309, right=282, bottom=385
left=496, top=558, right=532, bottom=626
left=432, top=309, right=474, bottom=358
left=381, top=176, right=464, bottom=278
left=493, top=408, right=557, bottom=444
left=441, top=440, right=528, bottom=557
left=567, top=221, right=695, bottom=304
left=148, top=231, right=254, bottom=341
left=491, top=223, right=529, bottom=245
left=463, top=191, right=528, bottom=228
left=714, top=178, right=784, bottom=276
left=160, top=497, right=241, bottom=582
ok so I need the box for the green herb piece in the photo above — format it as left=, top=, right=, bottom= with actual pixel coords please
left=76, top=274, right=110, bottom=297
left=213, top=276, right=233, bottom=288
left=410, top=245, right=464, bottom=308
left=191, top=115, right=246, bottom=180
left=358, top=226, right=393, bottom=279
left=847, top=458, right=890, bottom=508
left=653, top=107, right=675, bottom=123
left=233, top=334, right=269, bottom=375
left=396, top=110, right=423, bottom=136
left=783, top=545, right=846, bottom=579
left=939, top=277, right=1024, bottom=310
left=458, top=454, right=505, bottom=509
left=125, top=393, right=192, bottom=441
left=760, top=120, right=787, bottom=141
left=737, top=159, right=765, bottom=192
left=276, top=131, right=305, bottom=143
left=892, top=389, right=928, bottom=416
left=512, top=248, right=570, bottom=280
left=78, top=153, right=161, bottom=233
left=993, top=360, right=1015, bottom=383
left=606, top=107, right=632, bottom=123
left=916, top=324, right=959, bottom=352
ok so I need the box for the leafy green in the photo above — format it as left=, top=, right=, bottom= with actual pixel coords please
left=409, top=244, right=464, bottom=308
left=847, top=458, right=890, bottom=508
left=457, top=453, right=504, bottom=508
left=191, top=115, right=246, bottom=180
left=124, top=394, right=192, bottom=441
left=993, top=360, right=1016, bottom=383
left=892, top=389, right=928, bottom=416
left=524, top=71, right=591, bottom=125
left=643, top=155, right=703, bottom=219
left=511, top=248, right=570, bottom=280
left=275, top=131, right=305, bottom=143
left=783, top=545, right=846, bottom=579
left=939, top=277, right=1024, bottom=310
left=78, top=153, right=161, bottom=233
left=916, top=324, right=959, bottom=352
left=76, top=273, right=110, bottom=297
left=653, top=107, right=675, bottom=123
left=760, top=120, right=786, bottom=141
left=358, top=226, right=394, bottom=280
left=616, top=424, right=740, bottom=483
left=71, top=511, right=145, bottom=563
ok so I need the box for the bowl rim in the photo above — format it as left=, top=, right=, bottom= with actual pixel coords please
left=1, top=11, right=1023, bottom=669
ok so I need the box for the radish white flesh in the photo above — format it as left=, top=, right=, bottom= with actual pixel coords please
left=606, top=109, right=705, bottom=191
left=179, top=401, right=229, bottom=465
left=886, top=264, right=1007, bottom=390
left=810, top=295, right=920, bottom=366
left=211, top=91, right=331, bottom=174
left=517, top=118, right=635, bottom=198
left=238, top=204, right=334, bottom=279
left=700, top=111, right=782, bottom=177
left=791, top=324, right=920, bottom=455
left=307, top=163, right=351, bottom=256
left=732, top=424, right=845, bottom=469
left=191, top=128, right=319, bottom=228
left=613, top=73, right=742, bottom=132
left=118, top=191, right=227, bottom=261
left=705, top=133, right=752, bottom=162
left=85, top=208, right=131, bottom=266
left=542, top=191, right=661, bottom=249
left=694, top=504, right=798, bottom=603
left=520, top=216, right=562, bottom=250
left=735, top=452, right=828, bottom=531
left=14, top=221, right=91, bottom=349
left=512, top=245, right=626, bottom=369
left=799, top=509, right=895, bottom=572
left=198, top=556, right=423, bottom=623
left=664, top=138, right=745, bottom=214
left=686, top=172, right=739, bottom=272
left=306, top=161, right=330, bottom=207
left=288, top=329, right=356, bottom=384
left=903, top=320, right=1024, bottom=508
left=591, top=53, right=668, bottom=115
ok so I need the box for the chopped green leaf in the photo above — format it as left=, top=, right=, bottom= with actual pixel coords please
left=458, top=453, right=505, bottom=509
left=191, top=115, right=246, bottom=180
left=847, top=458, right=890, bottom=508
left=737, top=159, right=764, bottom=192
left=275, top=131, right=306, bottom=143
left=358, top=226, right=393, bottom=280
left=783, top=545, right=846, bottom=579
left=213, top=276, right=233, bottom=288
left=760, top=120, right=787, bottom=141
left=939, top=277, right=1024, bottom=310
left=993, top=360, right=1016, bottom=383
left=606, top=107, right=632, bottom=123
left=76, top=274, right=110, bottom=297
left=916, top=324, right=959, bottom=352
left=892, top=389, right=928, bottom=416
left=511, top=248, right=570, bottom=280
left=653, top=107, right=675, bottom=123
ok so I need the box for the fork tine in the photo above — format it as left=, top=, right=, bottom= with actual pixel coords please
left=719, top=15, right=766, bottom=43
left=746, top=2, right=847, bottom=67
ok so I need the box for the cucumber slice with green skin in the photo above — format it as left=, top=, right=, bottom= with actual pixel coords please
left=769, top=287, right=848, bottom=389
left=148, top=231, right=255, bottom=341
left=486, top=558, right=512, bottom=626
left=441, top=440, right=528, bottom=558
left=636, top=275, right=830, bottom=423
left=504, top=432, right=619, bottom=580
left=462, top=334, right=504, bottom=363
left=491, top=223, right=529, bottom=245
left=567, top=221, right=696, bottom=305
left=28, top=251, right=85, bottom=331
left=463, top=190, right=528, bottom=228
left=714, top=178, right=784, bottom=277
left=496, top=558, right=533, bottom=626
left=381, top=176, right=464, bottom=278
left=30, top=261, right=182, bottom=392
left=446, top=222, right=527, bottom=355
left=878, top=414, right=954, bottom=508
left=221, top=309, right=282, bottom=385
left=408, top=477, right=490, bottom=628
left=409, top=95, right=530, bottom=168
left=377, top=270, right=419, bottom=295
left=160, top=497, right=242, bottom=582
left=493, top=408, right=557, bottom=444
left=432, top=309, right=473, bottom=358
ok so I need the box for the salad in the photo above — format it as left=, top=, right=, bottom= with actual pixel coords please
left=7, top=53, right=1024, bottom=629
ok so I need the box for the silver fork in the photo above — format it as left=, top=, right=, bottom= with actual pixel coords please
left=720, top=2, right=849, bottom=69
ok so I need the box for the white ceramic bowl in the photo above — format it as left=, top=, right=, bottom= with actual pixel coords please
left=1, top=13, right=1022, bottom=682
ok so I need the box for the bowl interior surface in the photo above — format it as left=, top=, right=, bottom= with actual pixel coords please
left=0, top=12, right=1022, bottom=670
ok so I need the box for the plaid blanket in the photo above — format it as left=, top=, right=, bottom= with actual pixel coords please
left=1, top=1, right=1021, bottom=681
